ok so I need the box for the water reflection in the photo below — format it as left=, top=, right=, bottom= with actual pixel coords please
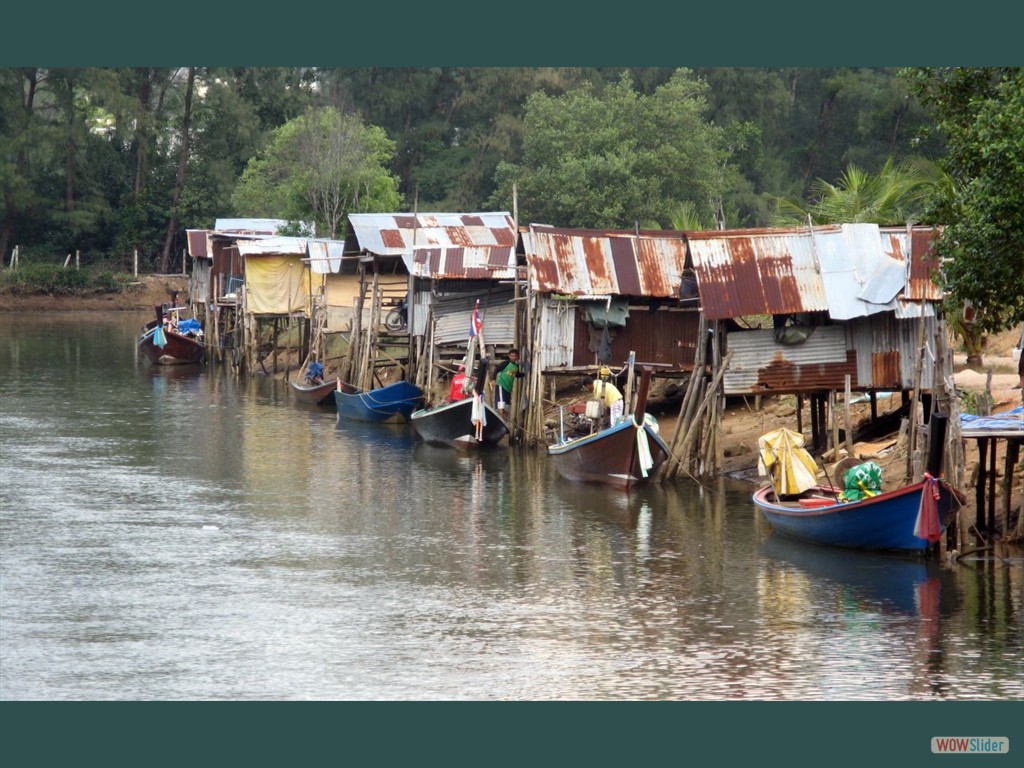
left=761, top=534, right=940, bottom=616
left=1, top=313, right=1021, bottom=701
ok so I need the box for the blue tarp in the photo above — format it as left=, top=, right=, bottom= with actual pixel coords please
left=178, top=318, right=201, bottom=334
left=961, top=406, right=1023, bottom=432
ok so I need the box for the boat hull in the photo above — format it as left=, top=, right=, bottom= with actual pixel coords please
left=753, top=481, right=961, bottom=553
left=290, top=378, right=339, bottom=406
left=410, top=398, right=509, bottom=449
left=547, top=417, right=670, bottom=488
left=334, top=380, right=423, bottom=423
left=138, top=328, right=205, bottom=365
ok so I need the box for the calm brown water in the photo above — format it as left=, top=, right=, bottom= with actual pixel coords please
left=1, top=313, right=1022, bottom=701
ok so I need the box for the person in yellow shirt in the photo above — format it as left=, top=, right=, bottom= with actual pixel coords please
left=582, top=369, right=624, bottom=426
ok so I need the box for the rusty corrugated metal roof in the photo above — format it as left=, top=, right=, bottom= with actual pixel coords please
left=880, top=225, right=944, bottom=302
left=688, top=223, right=944, bottom=321
left=686, top=226, right=828, bottom=318
left=213, top=218, right=297, bottom=235
left=347, top=212, right=517, bottom=257
left=236, top=237, right=309, bottom=257
left=526, top=225, right=687, bottom=298
left=402, top=245, right=518, bottom=281
left=186, top=230, right=208, bottom=259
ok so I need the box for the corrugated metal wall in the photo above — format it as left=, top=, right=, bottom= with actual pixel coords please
left=537, top=300, right=576, bottom=369
left=571, top=306, right=701, bottom=369
left=724, top=326, right=851, bottom=394
left=723, top=314, right=939, bottom=395
left=190, top=259, right=211, bottom=306
left=430, top=288, right=516, bottom=346
left=848, top=314, right=938, bottom=391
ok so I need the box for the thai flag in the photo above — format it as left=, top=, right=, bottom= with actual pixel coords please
left=469, top=299, right=482, bottom=338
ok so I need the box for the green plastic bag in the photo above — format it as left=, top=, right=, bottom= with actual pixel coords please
left=839, top=461, right=883, bottom=502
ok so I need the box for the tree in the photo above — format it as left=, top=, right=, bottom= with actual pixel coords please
left=904, top=67, right=1024, bottom=335
left=489, top=69, right=735, bottom=229
left=232, top=106, right=401, bottom=238
left=320, top=67, right=585, bottom=211
left=160, top=67, right=196, bottom=273
left=771, top=157, right=943, bottom=225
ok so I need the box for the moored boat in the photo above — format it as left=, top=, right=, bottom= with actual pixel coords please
left=334, top=379, right=424, bottom=423
left=289, top=362, right=338, bottom=406
left=752, top=478, right=963, bottom=553
left=547, top=366, right=670, bottom=488
left=410, top=396, right=509, bottom=449
left=753, top=414, right=964, bottom=554
left=138, top=305, right=205, bottom=365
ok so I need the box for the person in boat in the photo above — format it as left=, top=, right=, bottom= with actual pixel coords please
left=494, top=348, right=523, bottom=414
left=582, top=367, right=624, bottom=426
left=449, top=363, right=474, bottom=403
left=306, top=361, right=325, bottom=385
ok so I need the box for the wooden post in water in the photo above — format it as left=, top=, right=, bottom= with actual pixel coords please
left=844, top=374, right=853, bottom=455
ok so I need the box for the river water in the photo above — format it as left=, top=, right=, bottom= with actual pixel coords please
left=1, top=312, right=1022, bottom=702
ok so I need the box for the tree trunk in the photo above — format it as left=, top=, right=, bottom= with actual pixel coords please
left=64, top=74, right=76, bottom=215
left=160, top=67, right=195, bottom=273
left=1, top=69, right=39, bottom=261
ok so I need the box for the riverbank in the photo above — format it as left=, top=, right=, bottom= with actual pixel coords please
left=3, top=278, right=1020, bottom=541
left=0, top=274, right=190, bottom=313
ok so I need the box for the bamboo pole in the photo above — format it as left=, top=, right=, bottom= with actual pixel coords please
left=675, top=350, right=734, bottom=476
left=843, top=374, right=853, bottom=455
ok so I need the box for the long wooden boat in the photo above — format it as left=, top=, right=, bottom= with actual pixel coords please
left=547, top=367, right=670, bottom=488
left=752, top=478, right=964, bottom=553
left=334, top=380, right=424, bottom=423
left=138, top=307, right=205, bottom=366
left=289, top=377, right=339, bottom=407
left=410, top=396, right=509, bottom=449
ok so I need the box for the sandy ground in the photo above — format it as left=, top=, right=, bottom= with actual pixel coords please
left=4, top=276, right=1021, bottom=540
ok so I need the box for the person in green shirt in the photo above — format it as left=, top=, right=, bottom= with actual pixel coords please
left=494, top=348, right=523, bottom=414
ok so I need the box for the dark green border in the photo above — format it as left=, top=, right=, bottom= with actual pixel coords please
left=2, top=1, right=1021, bottom=66
left=3, top=3, right=1021, bottom=766
left=3, top=701, right=1022, bottom=765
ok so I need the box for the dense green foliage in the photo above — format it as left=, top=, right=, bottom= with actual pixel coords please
left=772, top=157, right=947, bottom=225
left=232, top=106, right=401, bottom=238
left=489, top=70, right=735, bottom=228
left=3, top=66, right=1019, bottom=331
left=903, top=67, right=1024, bottom=334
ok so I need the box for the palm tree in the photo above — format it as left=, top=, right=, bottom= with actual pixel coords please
left=771, top=157, right=944, bottom=226
left=772, top=158, right=988, bottom=364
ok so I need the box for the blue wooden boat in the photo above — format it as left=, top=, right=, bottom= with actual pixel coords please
left=334, top=380, right=423, bottom=423
left=752, top=478, right=964, bottom=554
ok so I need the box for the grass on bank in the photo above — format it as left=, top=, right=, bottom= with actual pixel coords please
left=0, top=263, right=138, bottom=295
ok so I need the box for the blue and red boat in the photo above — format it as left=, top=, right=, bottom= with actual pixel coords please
left=753, top=478, right=964, bottom=554
left=753, top=412, right=965, bottom=554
